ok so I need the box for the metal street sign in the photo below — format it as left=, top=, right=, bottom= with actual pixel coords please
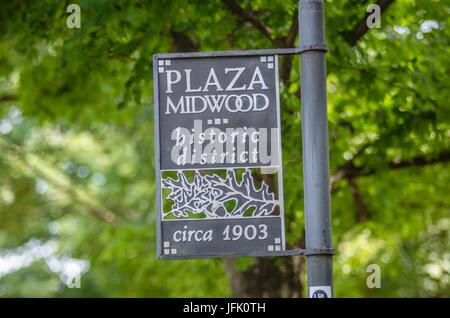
left=154, top=52, right=285, bottom=259
left=153, top=0, right=334, bottom=297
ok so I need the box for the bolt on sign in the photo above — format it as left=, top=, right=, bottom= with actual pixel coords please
left=153, top=51, right=285, bottom=259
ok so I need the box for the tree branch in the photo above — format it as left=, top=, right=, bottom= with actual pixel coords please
left=348, top=177, right=370, bottom=223
left=221, top=1, right=299, bottom=83
left=221, top=0, right=284, bottom=47
left=280, top=10, right=299, bottom=84
left=284, top=9, right=299, bottom=48
left=170, top=30, right=199, bottom=52
left=332, top=150, right=450, bottom=184
left=386, top=151, right=450, bottom=170
left=0, top=94, right=17, bottom=103
left=346, top=0, right=395, bottom=46
left=0, top=136, right=119, bottom=225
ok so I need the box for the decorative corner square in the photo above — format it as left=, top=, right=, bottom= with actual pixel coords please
left=165, top=60, right=171, bottom=66
left=214, top=118, right=221, bottom=125
left=223, top=118, right=228, bottom=124
left=158, top=60, right=164, bottom=66
left=274, top=238, right=281, bottom=244
left=163, top=241, right=170, bottom=248
left=268, top=245, right=274, bottom=251
left=267, top=56, right=274, bottom=62
left=158, top=67, right=164, bottom=73
left=275, top=245, right=281, bottom=251
left=171, top=248, right=177, bottom=254
left=260, top=56, right=267, bottom=62
left=207, top=119, right=213, bottom=125
left=164, top=249, right=170, bottom=255
left=267, top=63, right=274, bottom=69
left=260, top=167, right=278, bottom=175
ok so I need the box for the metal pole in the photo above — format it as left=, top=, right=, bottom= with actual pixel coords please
left=298, top=0, right=334, bottom=297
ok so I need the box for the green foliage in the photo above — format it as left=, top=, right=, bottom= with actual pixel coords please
left=0, top=0, right=448, bottom=297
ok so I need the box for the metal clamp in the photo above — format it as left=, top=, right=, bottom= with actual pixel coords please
left=159, top=248, right=335, bottom=260
left=298, top=44, right=328, bottom=53
left=304, top=248, right=335, bottom=256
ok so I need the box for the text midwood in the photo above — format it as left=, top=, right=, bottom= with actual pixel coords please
left=164, top=66, right=272, bottom=114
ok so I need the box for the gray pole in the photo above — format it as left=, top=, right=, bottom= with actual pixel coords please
left=298, top=0, right=334, bottom=297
